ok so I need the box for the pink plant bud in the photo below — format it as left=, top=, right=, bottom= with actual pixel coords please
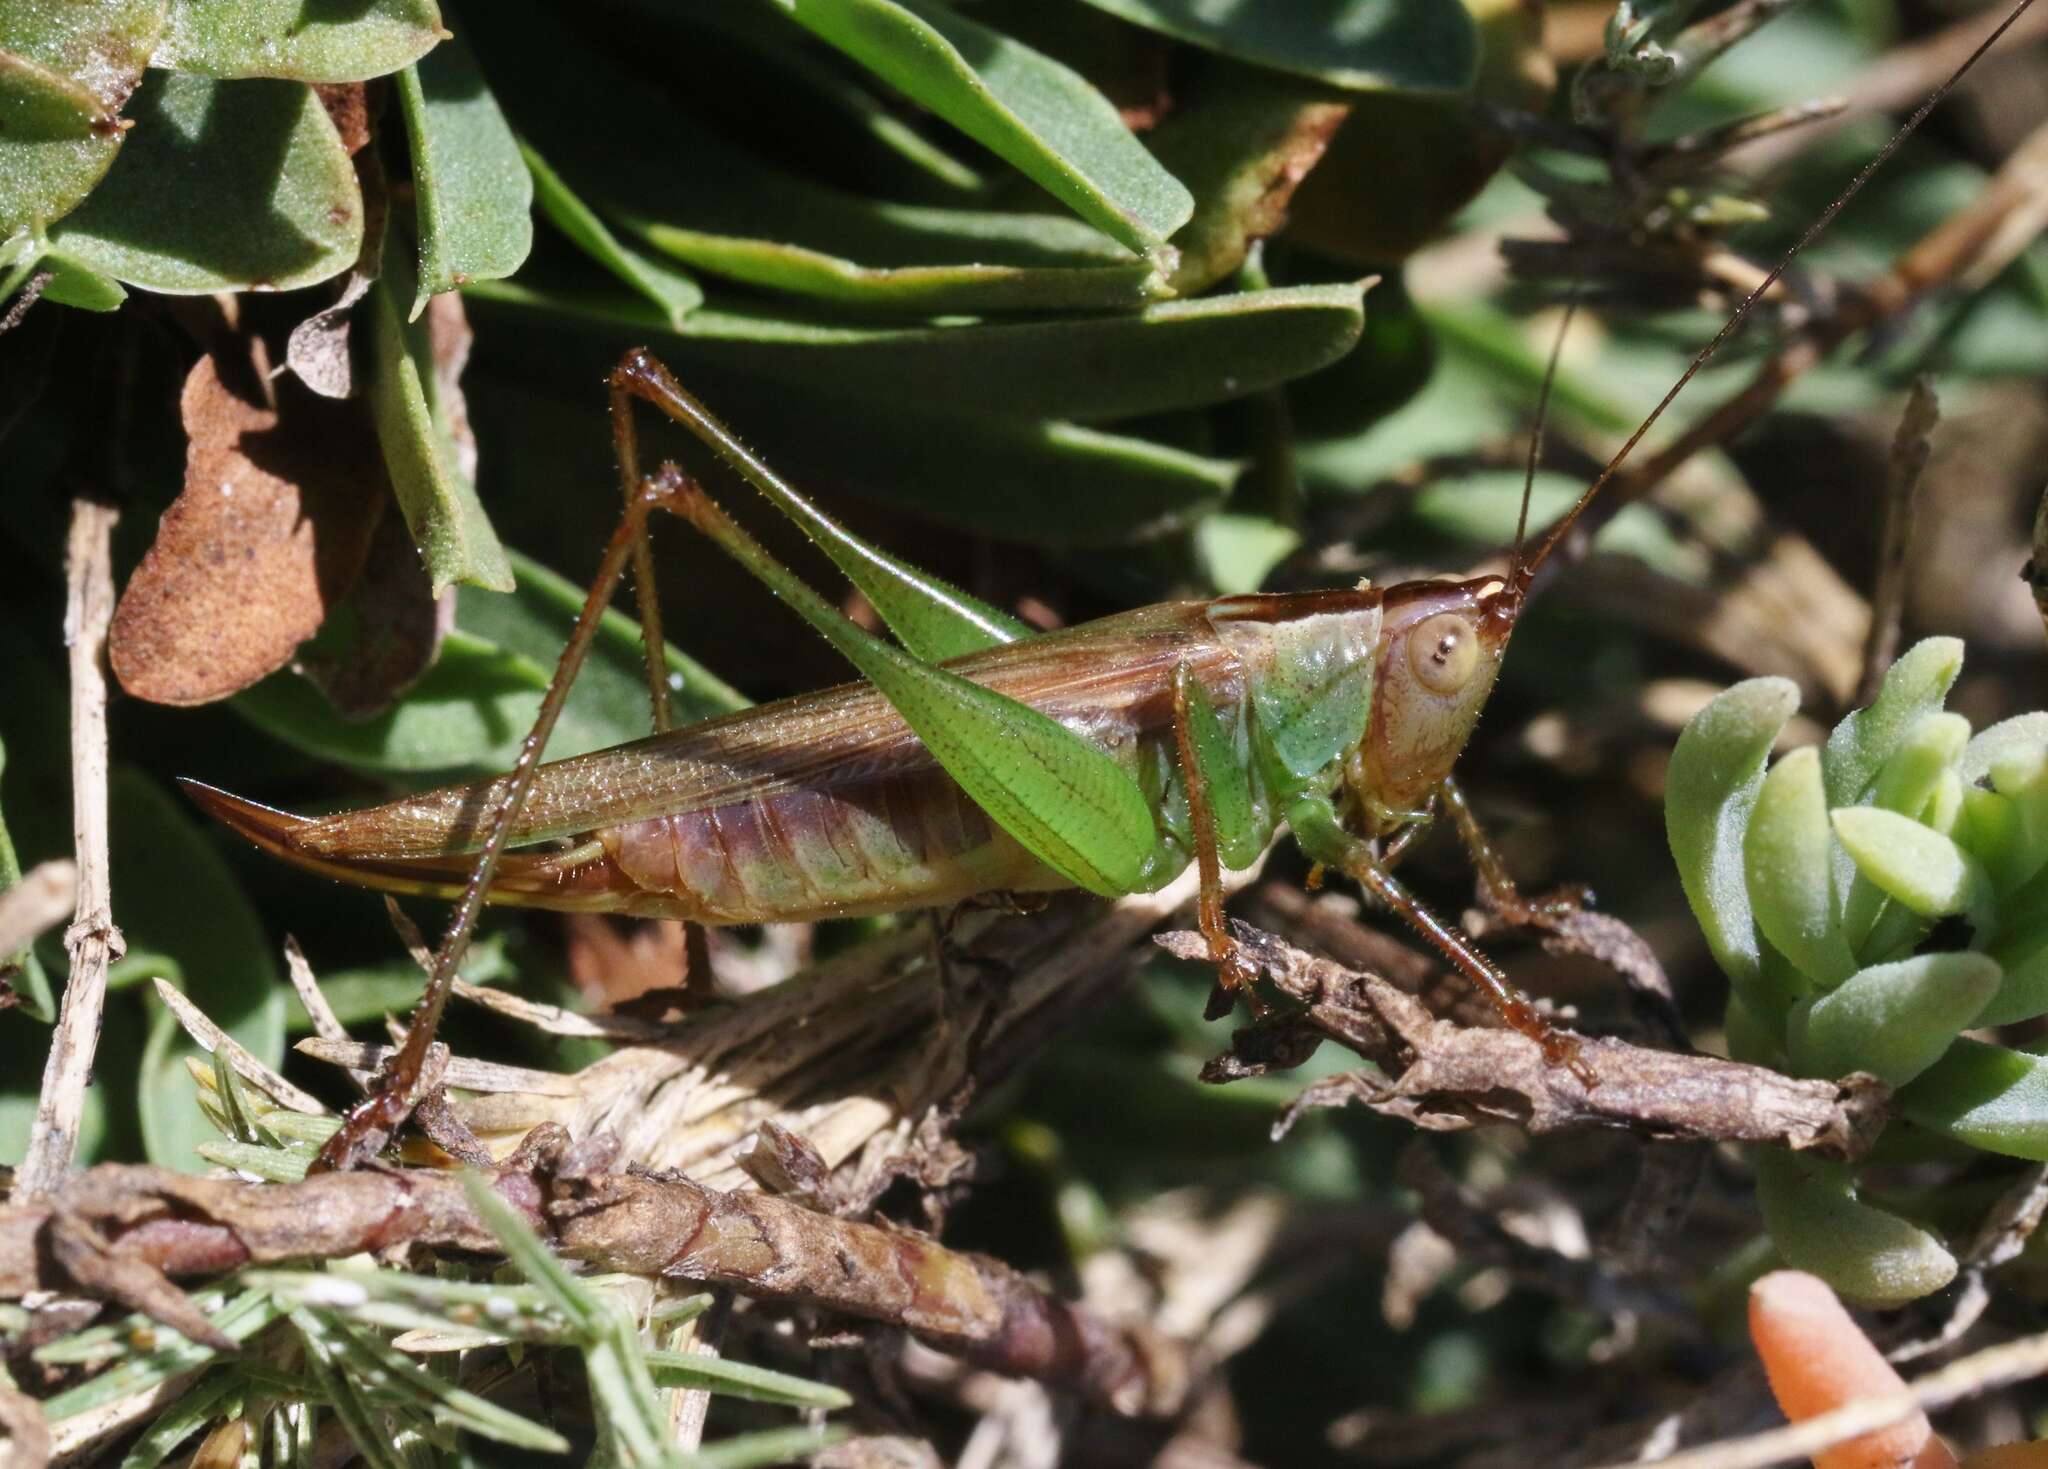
left=1748, top=1270, right=1958, bottom=1469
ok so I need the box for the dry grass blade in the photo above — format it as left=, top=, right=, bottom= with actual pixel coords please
left=151, top=978, right=330, bottom=1116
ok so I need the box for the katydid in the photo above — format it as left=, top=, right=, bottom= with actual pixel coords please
left=180, top=0, right=2037, bottom=1172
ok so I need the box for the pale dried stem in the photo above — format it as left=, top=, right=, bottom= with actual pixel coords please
left=15, top=502, right=124, bottom=1203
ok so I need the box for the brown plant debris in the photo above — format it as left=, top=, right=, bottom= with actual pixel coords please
left=0, top=1129, right=1194, bottom=1418
left=1164, top=920, right=1885, bottom=1158
left=108, top=352, right=386, bottom=706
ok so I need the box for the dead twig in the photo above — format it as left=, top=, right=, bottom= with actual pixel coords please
left=0, top=1138, right=1195, bottom=1418
left=1856, top=378, right=1939, bottom=705
left=16, top=502, right=124, bottom=1203
left=1165, top=921, right=1884, bottom=1158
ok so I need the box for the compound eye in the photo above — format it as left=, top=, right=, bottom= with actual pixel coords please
left=1407, top=612, right=1479, bottom=696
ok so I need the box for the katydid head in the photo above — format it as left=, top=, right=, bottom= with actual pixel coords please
left=1353, top=574, right=1519, bottom=829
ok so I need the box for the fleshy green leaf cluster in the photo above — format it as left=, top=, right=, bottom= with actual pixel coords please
left=1668, top=638, right=2048, bottom=1303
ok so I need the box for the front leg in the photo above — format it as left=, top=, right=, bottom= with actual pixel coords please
left=1438, top=776, right=1591, bottom=927
left=1288, top=797, right=1592, bottom=1083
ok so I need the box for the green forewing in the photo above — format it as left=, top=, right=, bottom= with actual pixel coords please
left=689, top=501, right=1159, bottom=896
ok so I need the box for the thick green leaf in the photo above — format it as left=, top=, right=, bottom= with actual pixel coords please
left=1989, top=914, right=2048, bottom=1026
left=1790, top=953, right=2000, bottom=1085
left=235, top=549, right=745, bottom=775
left=619, top=204, right=1163, bottom=313
left=1830, top=806, right=1990, bottom=922
left=1072, top=0, right=1478, bottom=93
left=1821, top=636, right=1962, bottom=808
left=1743, top=747, right=1853, bottom=990
left=1664, top=677, right=1800, bottom=1001
left=777, top=0, right=1193, bottom=265
left=366, top=225, right=512, bottom=593
left=670, top=0, right=986, bottom=196
left=1960, top=712, right=2048, bottom=783
left=0, top=0, right=163, bottom=235
left=473, top=278, right=1367, bottom=424
left=49, top=72, right=360, bottom=291
left=471, top=2, right=1159, bottom=313
left=110, top=769, right=284, bottom=1172
left=153, top=0, right=442, bottom=82
left=523, top=143, right=702, bottom=328
left=36, top=245, right=126, bottom=309
left=1898, top=1038, right=2048, bottom=1161
left=396, top=30, right=530, bottom=319
left=1755, top=1151, right=1956, bottom=1306
left=0, top=50, right=119, bottom=238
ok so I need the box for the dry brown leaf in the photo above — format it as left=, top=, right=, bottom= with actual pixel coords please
left=109, top=352, right=386, bottom=706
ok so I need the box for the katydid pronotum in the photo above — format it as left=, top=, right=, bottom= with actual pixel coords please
left=183, top=0, right=2040, bottom=1172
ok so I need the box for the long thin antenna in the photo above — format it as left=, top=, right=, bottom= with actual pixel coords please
left=1508, top=285, right=1584, bottom=599
left=1519, top=0, right=2037, bottom=581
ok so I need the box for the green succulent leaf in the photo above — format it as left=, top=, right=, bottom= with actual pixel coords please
left=48, top=71, right=360, bottom=292
left=1960, top=713, right=2048, bottom=784
left=152, top=0, right=443, bottom=82
left=396, top=28, right=531, bottom=319
left=1980, top=745, right=2048, bottom=894
left=775, top=0, right=1194, bottom=266
left=1070, top=0, right=1479, bottom=93
left=1754, top=1151, right=1957, bottom=1306
left=475, top=279, right=1367, bottom=424
left=366, top=218, right=513, bottom=595
left=1898, top=1038, right=2048, bottom=1161
left=235, top=549, right=744, bottom=776
left=523, top=142, right=702, bottom=328
left=1871, top=712, right=1970, bottom=819
left=1744, top=746, right=1854, bottom=989
left=36, top=246, right=126, bottom=309
left=0, top=0, right=164, bottom=236
left=1822, top=636, right=1963, bottom=808
left=1789, top=952, right=2000, bottom=1086
left=1830, top=805, right=1992, bottom=922
left=0, top=51, right=120, bottom=238
left=1979, top=914, right=2048, bottom=1027
left=1664, top=676, right=1800, bottom=998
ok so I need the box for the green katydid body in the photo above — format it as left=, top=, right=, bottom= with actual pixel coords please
left=187, top=574, right=1512, bottom=927
left=189, top=350, right=1527, bottom=951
